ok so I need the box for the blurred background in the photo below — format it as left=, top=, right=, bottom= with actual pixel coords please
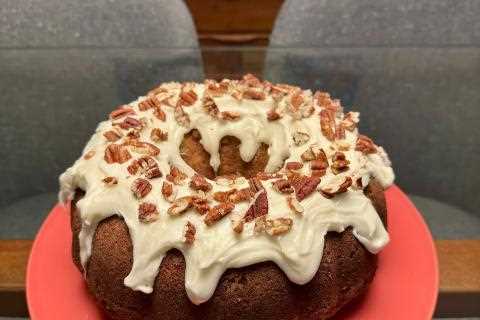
left=0, top=0, right=479, bottom=319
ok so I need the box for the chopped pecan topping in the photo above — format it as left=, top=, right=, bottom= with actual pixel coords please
left=150, top=128, right=168, bottom=142
left=290, top=91, right=304, bottom=111
left=301, top=145, right=328, bottom=163
left=232, top=219, right=245, bottom=233
left=256, top=172, right=283, bottom=181
left=189, top=173, right=212, bottom=192
left=315, top=91, right=342, bottom=113
left=204, top=202, right=235, bottom=226
left=166, top=166, right=188, bottom=185
left=321, top=176, right=352, bottom=198
left=184, top=221, right=196, bottom=245
left=109, top=106, right=135, bottom=120
left=242, top=73, right=262, bottom=87
left=355, top=135, right=377, bottom=154
left=243, top=190, right=268, bottom=222
left=138, top=96, right=161, bottom=111
left=254, top=216, right=267, bottom=233
left=320, top=109, right=336, bottom=141
left=248, top=177, right=264, bottom=193
left=331, top=152, right=350, bottom=174
left=191, top=195, right=210, bottom=215
left=310, top=159, right=328, bottom=177
left=174, top=105, right=190, bottom=127
left=292, top=175, right=321, bottom=201
left=206, top=81, right=228, bottom=97
left=287, top=196, right=304, bottom=215
left=102, top=176, right=118, bottom=186
left=292, top=130, right=310, bottom=146
left=341, top=112, right=359, bottom=131
left=126, top=129, right=140, bottom=140
left=179, top=90, right=198, bottom=106
left=127, top=141, right=160, bottom=156
left=83, top=150, right=95, bottom=160
left=202, top=97, right=219, bottom=117
left=266, top=109, right=280, bottom=121
left=272, top=179, right=294, bottom=194
left=153, top=107, right=166, bottom=121
left=138, top=202, right=159, bottom=223
left=103, top=130, right=121, bottom=142
left=265, top=218, right=293, bottom=236
left=104, top=144, right=131, bottom=164
left=335, top=124, right=345, bottom=140
left=118, top=116, right=143, bottom=130
left=137, top=156, right=162, bottom=178
left=162, top=181, right=176, bottom=202
left=243, top=88, right=266, bottom=100
left=167, top=197, right=192, bottom=216
left=213, top=188, right=237, bottom=203
left=131, top=178, right=152, bottom=199
left=286, top=161, right=303, bottom=170
left=220, top=111, right=241, bottom=121
left=213, top=188, right=252, bottom=203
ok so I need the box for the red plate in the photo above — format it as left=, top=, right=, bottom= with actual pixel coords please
left=27, top=185, right=438, bottom=319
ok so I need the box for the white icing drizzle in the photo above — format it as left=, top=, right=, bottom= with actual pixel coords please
left=59, top=79, right=394, bottom=305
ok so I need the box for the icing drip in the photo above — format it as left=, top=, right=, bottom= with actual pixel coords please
left=59, top=78, right=394, bottom=304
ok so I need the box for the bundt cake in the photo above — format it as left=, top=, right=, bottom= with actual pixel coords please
left=59, top=74, right=395, bottom=319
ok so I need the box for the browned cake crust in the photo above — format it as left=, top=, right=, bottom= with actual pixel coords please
left=71, top=131, right=387, bottom=320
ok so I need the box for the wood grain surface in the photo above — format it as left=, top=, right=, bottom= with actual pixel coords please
left=1, top=239, right=479, bottom=317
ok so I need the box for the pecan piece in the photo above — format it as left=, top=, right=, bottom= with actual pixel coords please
left=341, top=112, right=359, bottom=131
left=301, top=145, right=328, bottom=163
left=321, top=176, right=352, bottom=198
left=83, top=150, right=95, bottom=160
left=243, top=190, right=268, bottom=222
left=138, top=96, right=161, bottom=111
left=174, top=105, right=190, bottom=127
left=272, top=179, right=294, bottom=194
left=138, top=202, right=159, bottom=223
left=161, top=181, right=176, bottom=202
left=103, top=130, right=121, bottom=142
left=331, top=152, right=350, bottom=174
left=335, top=124, right=345, bottom=140
left=153, top=107, right=166, bottom=121
left=292, top=175, right=321, bottom=201
left=265, top=218, right=293, bottom=236
left=179, top=90, right=198, bottom=106
left=243, top=88, right=265, bottom=100
left=109, top=106, right=135, bottom=120
left=189, top=174, right=212, bottom=192
left=355, top=135, right=377, bottom=154
left=204, top=202, right=235, bottom=226
left=104, top=144, right=131, bottom=164
left=219, top=111, right=241, bottom=121
left=118, top=117, right=143, bottom=130
left=131, top=178, right=152, bottom=199
left=135, top=156, right=162, bottom=179
left=184, top=221, right=196, bottom=245
left=127, top=141, right=160, bottom=156
left=167, top=197, right=192, bottom=216
left=202, top=96, right=219, bottom=117
left=286, top=162, right=303, bottom=170
left=150, top=128, right=168, bottom=142
left=102, top=176, right=118, bottom=186
left=266, top=109, right=281, bottom=121
left=191, top=195, right=210, bottom=215
left=232, top=219, right=245, bottom=233
left=166, top=166, right=188, bottom=185
left=293, top=130, right=310, bottom=146
left=287, top=196, right=304, bottom=215
left=320, top=109, right=336, bottom=141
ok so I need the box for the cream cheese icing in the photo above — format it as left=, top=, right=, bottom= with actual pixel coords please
left=59, top=77, right=394, bottom=304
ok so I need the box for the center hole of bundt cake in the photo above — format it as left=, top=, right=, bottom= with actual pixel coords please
left=180, top=129, right=270, bottom=180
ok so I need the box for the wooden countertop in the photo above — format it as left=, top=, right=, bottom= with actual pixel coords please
left=0, top=239, right=479, bottom=318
